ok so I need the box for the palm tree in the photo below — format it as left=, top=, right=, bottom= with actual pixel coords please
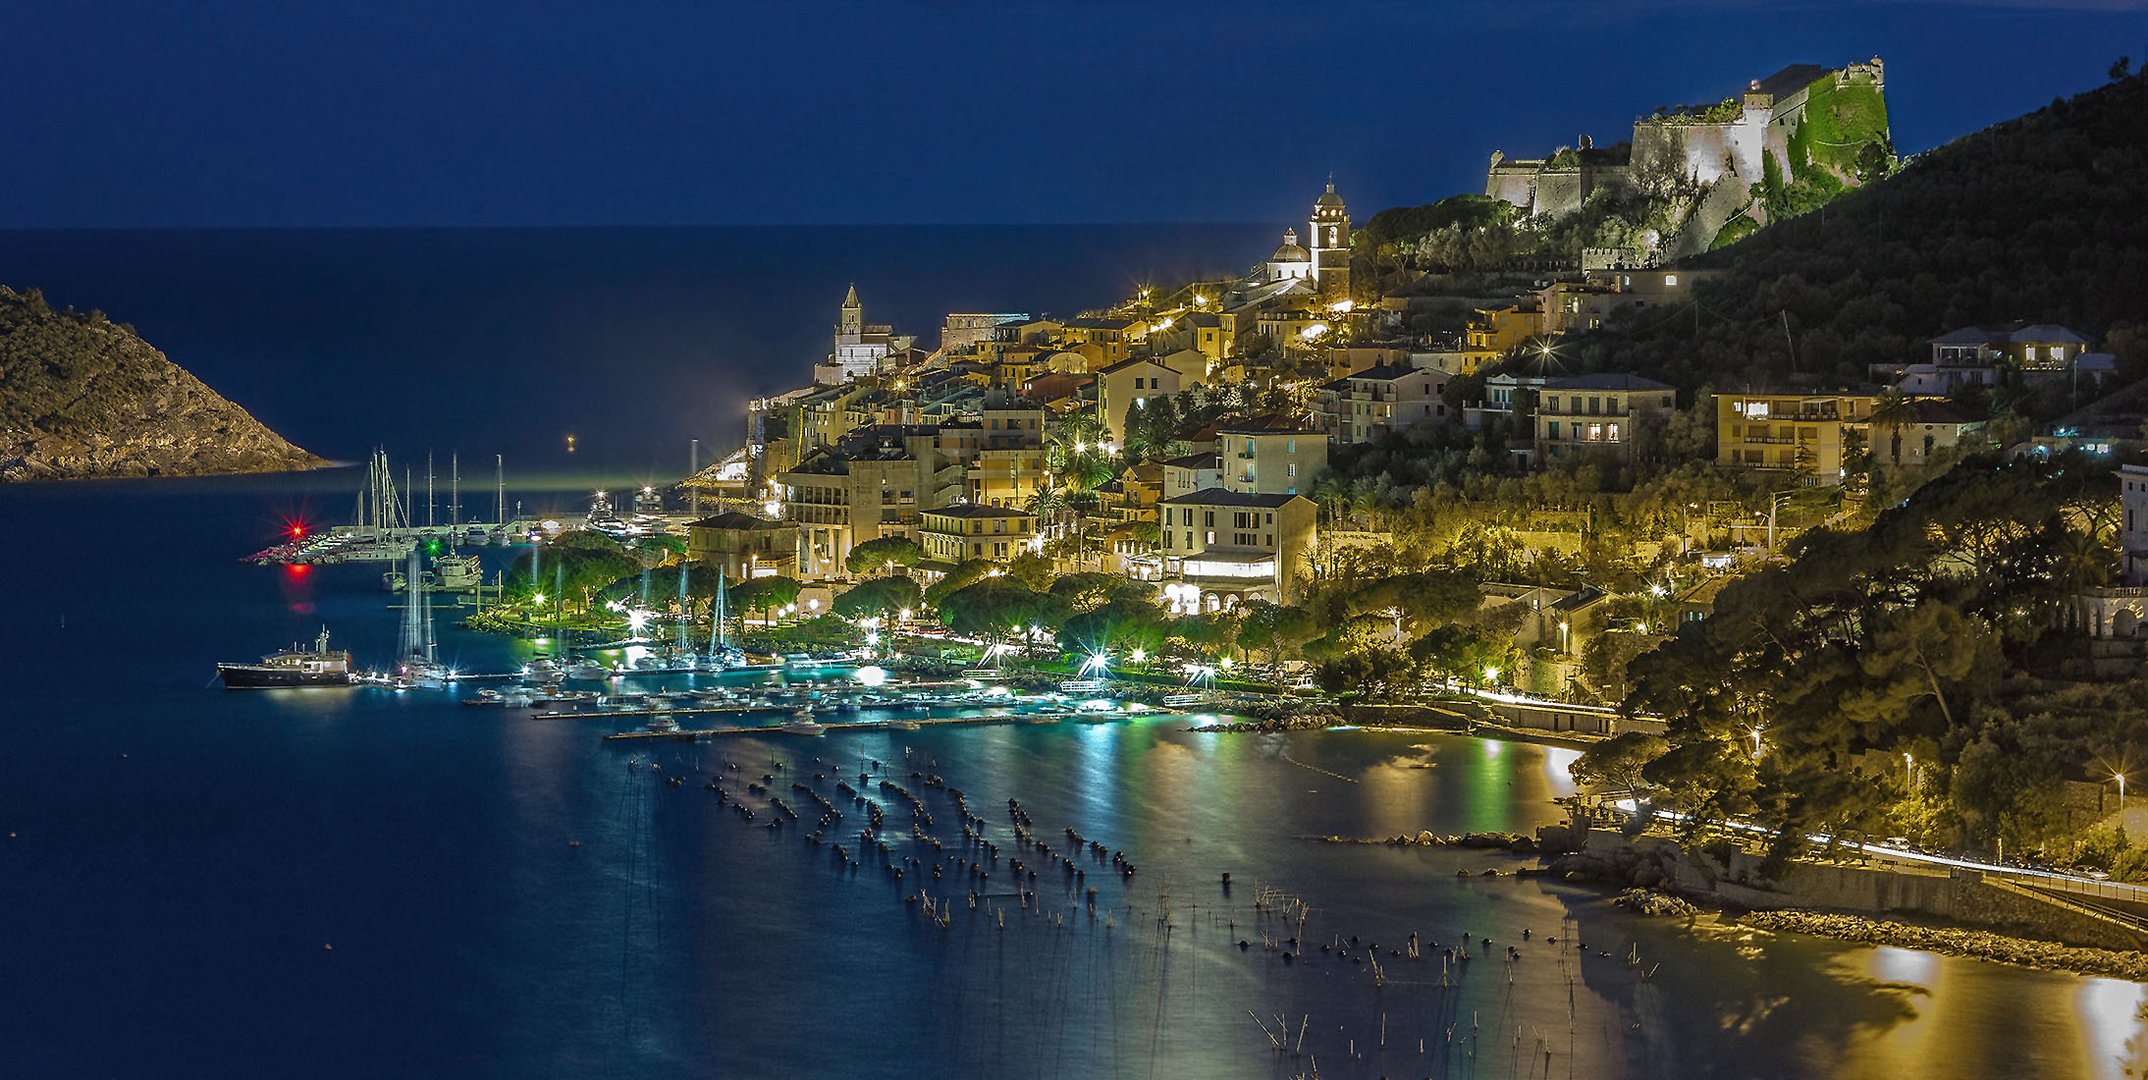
left=1869, top=389, right=1915, bottom=467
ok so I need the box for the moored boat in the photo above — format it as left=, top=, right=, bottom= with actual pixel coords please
left=217, top=627, right=355, bottom=689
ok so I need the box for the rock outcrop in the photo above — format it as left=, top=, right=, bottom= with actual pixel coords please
left=0, top=286, right=323, bottom=481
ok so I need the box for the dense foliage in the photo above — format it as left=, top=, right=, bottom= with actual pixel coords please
left=1577, top=71, right=2148, bottom=392
left=1591, top=452, right=2128, bottom=866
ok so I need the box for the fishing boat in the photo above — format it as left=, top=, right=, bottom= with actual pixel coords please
left=217, top=627, right=354, bottom=688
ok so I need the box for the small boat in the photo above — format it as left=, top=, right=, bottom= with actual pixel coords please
left=888, top=719, right=922, bottom=732
left=781, top=705, right=826, bottom=736
left=566, top=661, right=610, bottom=680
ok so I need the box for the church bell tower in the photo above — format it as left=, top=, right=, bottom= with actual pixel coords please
left=1308, top=180, right=1351, bottom=301
left=838, top=284, right=863, bottom=342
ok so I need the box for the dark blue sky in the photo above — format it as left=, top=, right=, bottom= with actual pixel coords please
left=1, top=0, right=2138, bottom=227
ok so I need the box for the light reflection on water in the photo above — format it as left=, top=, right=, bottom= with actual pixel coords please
left=4, top=475, right=2147, bottom=1079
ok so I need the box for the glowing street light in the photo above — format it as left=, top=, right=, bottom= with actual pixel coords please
left=1750, top=725, right=1764, bottom=757
left=1483, top=666, right=1500, bottom=684
left=1080, top=651, right=1110, bottom=678
left=533, top=593, right=546, bottom=606
left=1904, top=752, right=1915, bottom=788
left=1130, top=648, right=1146, bottom=663
left=2119, top=772, right=2128, bottom=811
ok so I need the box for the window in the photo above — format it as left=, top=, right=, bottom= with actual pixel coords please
left=1548, top=421, right=1561, bottom=439
left=1286, top=463, right=1297, bottom=478
left=1286, top=439, right=1296, bottom=454
left=1663, top=274, right=1678, bottom=287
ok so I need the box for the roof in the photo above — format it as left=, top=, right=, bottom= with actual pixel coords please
left=1756, top=64, right=1827, bottom=101
left=1339, top=362, right=1431, bottom=383
left=1159, top=487, right=1308, bottom=509
left=1930, top=324, right=2090, bottom=347
left=923, top=503, right=1034, bottom=519
left=687, top=512, right=792, bottom=531
left=1269, top=229, right=1310, bottom=262
left=1313, top=181, right=1346, bottom=210
left=2011, top=324, right=2090, bottom=345
left=1218, top=414, right=1321, bottom=434
left=1909, top=399, right=1984, bottom=426
left=1161, top=452, right=1219, bottom=470
left=1097, top=356, right=1173, bottom=376
left=1065, top=317, right=1141, bottom=331
left=1544, top=373, right=1673, bottom=392
left=1929, top=326, right=2009, bottom=347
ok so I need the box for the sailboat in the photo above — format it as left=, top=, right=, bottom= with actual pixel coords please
left=706, top=566, right=746, bottom=670
left=396, top=548, right=446, bottom=685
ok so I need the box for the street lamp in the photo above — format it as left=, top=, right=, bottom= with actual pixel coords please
left=2119, top=772, right=2128, bottom=812
left=1904, top=752, right=1915, bottom=789
left=1750, top=725, right=1764, bottom=758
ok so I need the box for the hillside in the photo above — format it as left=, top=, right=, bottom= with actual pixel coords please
left=1570, top=69, right=2148, bottom=391
left=0, top=286, right=324, bottom=481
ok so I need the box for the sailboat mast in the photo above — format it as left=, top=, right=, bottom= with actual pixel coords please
left=427, top=450, right=436, bottom=528
left=495, top=454, right=505, bottom=526
left=400, top=548, right=422, bottom=662
left=450, top=453, right=460, bottom=530
left=714, top=567, right=729, bottom=652
left=678, top=563, right=691, bottom=654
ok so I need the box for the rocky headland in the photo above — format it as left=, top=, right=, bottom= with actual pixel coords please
left=0, top=286, right=323, bottom=481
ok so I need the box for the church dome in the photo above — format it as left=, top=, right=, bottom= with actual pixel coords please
left=1313, top=181, right=1346, bottom=213
left=1269, top=229, right=1310, bottom=262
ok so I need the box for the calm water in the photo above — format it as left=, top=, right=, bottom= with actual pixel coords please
left=2, top=226, right=2144, bottom=1076
left=1, top=473, right=2143, bottom=1079
left=0, top=225, right=1267, bottom=474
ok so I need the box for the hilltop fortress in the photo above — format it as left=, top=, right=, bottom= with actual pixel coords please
left=1486, top=58, right=1890, bottom=259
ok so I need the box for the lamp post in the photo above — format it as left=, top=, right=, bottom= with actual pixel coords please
left=2119, top=772, right=2128, bottom=813
left=1903, top=752, right=1914, bottom=789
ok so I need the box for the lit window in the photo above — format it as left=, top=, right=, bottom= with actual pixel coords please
left=1664, top=275, right=1678, bottom=287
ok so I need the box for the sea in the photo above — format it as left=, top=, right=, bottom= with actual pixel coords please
left=0, top=229, right=2142, bottom=1078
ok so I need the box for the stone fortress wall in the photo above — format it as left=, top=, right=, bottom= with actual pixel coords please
left=1485, top=59, right=1886, bottom=255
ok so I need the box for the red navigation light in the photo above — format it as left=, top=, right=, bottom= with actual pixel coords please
left=291, top=524, right=306, bottom=538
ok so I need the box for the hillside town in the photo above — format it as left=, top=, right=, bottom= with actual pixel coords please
left=473, top=57, right=2148, bottom=889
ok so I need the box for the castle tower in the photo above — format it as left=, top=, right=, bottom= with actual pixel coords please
left=838, top=284, right=863, bottom=343
left=1308, top=180, right=1352, bottom=300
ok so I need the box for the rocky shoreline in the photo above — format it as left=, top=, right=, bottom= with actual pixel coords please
left=1737, top=908, right=2148, bottom=981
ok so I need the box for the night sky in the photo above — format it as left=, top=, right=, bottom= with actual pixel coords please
left=2, top=1, right=2138, bottom=228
